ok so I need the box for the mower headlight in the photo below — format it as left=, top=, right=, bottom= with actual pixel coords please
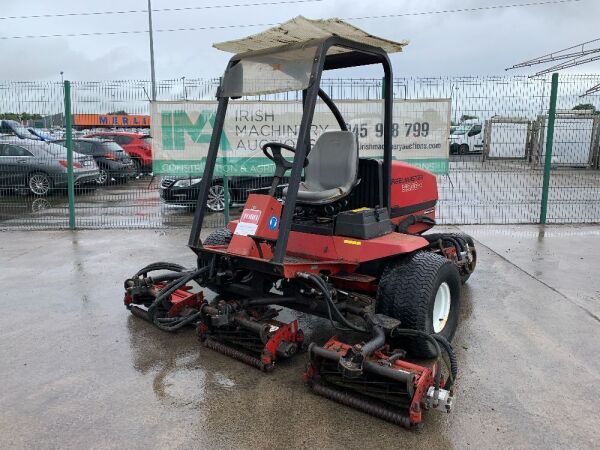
left=173, top=177, right=202, bottom=187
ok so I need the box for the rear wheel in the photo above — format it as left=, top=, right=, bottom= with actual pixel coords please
left=376, top=251, right=461, bottom=358
left=201, top=228, right=233, bottom=294
left=28, top=172, right=52, bottom=196
left=203, top=227, right=233, bottom=246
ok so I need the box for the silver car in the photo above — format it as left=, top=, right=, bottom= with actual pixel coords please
left=0, top=138, right=100, bottom=196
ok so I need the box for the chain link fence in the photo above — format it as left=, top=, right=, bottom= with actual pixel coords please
left=1, top=75, right=599, bottom=230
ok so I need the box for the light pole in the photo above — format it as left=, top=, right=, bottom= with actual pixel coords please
left=182, top=76, right=187, bottom=100
left=147, top=0, right=157, bottom=101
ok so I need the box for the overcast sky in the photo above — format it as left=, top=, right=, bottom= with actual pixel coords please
left=1, top=0, right=599, bottom=81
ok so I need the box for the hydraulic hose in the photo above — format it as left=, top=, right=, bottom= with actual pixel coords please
left=433, top=334, right=458, bottom=390
left=147, top=266, right=209, bottom=319
left=359, top=318, right=386, bottom=357
left=297, top=272, right=369, bottom=334
left=134, top=262, right=187, bottom=278
left=390, top=328, right=443, bottom=390
left=153, top=310, right=203, bottom=332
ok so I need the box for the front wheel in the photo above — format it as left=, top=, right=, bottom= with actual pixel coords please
left=28, top=172, right=52, bottom=196
left=459, top=144, right=469, bottom=155
left=376, top=252, right=462, bottom=358
left=206, top=183, right=232, bottom=212
left=96, top=167, right=110, bottom=185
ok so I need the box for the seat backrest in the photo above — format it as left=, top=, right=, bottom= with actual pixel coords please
left=304, top=131, right=358, bottom=191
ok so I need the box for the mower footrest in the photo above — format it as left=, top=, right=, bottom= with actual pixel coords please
left=310, top=381, right=411, bottom=428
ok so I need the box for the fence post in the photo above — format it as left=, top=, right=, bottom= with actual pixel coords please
left=220, top=76, right=230, bottom=224
left=540, top=73, right=559, bottom=224
left=63, top=80, right=76, bottom=230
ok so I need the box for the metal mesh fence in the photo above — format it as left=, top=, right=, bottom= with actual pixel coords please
left=1, top=75, right=599, bottom=230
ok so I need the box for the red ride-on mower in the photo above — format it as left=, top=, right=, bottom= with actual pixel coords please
left=124, top=17, right=476, bottom=428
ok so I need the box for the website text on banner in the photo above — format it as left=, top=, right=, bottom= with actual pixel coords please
left=151, top=99, right=450, bottom=176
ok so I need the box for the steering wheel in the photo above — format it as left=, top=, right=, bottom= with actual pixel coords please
left=262, top=142, right=306, bottom=196
left=261, top=142, right=297, bottom=172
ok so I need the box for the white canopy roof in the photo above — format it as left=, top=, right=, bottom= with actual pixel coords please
left=213, top=16, right=408, bottom=55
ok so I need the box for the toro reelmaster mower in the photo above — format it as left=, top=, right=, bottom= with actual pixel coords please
left=123, top=18, right=476, bottom=428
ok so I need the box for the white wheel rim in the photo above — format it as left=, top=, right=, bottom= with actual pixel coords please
left=433, top=282, right=451, bottom=333
left=29, top=174, right=50, bottom=195
left=207, top=185, right=226, bottom=211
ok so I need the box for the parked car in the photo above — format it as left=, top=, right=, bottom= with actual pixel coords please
left=449, top=122, right=484, bottom=154
left=0, top=120, right=41, bottom=140
left=53, top=138, right=136, bottom=185
left=159, top=175, right=287, bottom=212
left=0, top=137, right=99, bottom=196
left=83, top=132, right=152, bottom=174
left=27, top=128, right=54, bottom=141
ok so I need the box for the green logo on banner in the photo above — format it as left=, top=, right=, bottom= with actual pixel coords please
left=161, top=110, right=231, bottom=151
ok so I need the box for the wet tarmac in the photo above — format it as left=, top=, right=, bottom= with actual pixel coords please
left=1, top=225, right=599, bottom=449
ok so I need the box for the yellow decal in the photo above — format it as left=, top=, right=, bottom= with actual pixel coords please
left=343, top=239, right=362, bottom=246
left=351, top=207, right=370, bottom=213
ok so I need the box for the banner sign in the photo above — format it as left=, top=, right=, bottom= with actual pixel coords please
left=73, top=114, right=150, bottom=127
left=151, top=99, right=450, bottom=176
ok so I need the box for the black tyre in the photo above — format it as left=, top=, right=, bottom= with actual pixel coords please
left=459, top=144, right=469, bottom=155
left=203, top=227, right=233, bottom=246
left=376, top=251, right=462, bottom=358
left=201, top=228, right=233, bottom=294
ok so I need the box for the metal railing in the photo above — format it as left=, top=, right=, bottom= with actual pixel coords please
left=0, top=74, right=599, bottom=230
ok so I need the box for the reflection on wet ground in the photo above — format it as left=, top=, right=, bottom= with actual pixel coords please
left=0, top=178, right=234, bottom=229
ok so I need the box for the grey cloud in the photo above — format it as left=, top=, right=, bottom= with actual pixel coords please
left=0, top=0, right=598, bottom=80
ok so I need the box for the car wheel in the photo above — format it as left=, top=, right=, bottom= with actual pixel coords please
left=459, top=144, right=469, bottom=155
left=132, top=159, right=143, bottom=176
left=376, top=251, right=462, bottom=358
left=28, top=172, right=53, bottom=196
left=206, top=183, right=232, bottom=212
left=96, top=168, right=109, bottom=185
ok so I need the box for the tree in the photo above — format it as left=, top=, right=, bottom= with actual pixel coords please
left=0, top=112, right=43, bottom=121
left=572, top=103, right=598, bottom=114
left=108, top=110, right=128, bottom=115
left=460, top=114, right=478, bottom=122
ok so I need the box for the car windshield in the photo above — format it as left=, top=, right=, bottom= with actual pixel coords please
left=141, top=136, right=152, bottom=144
left=12, top=125, right=39, bottom=140
left=451, top=125, right=472, bottom=136
left=99, top=141, right=124, bottom=152
left=221, top=44, right=317, bottom=97
left=41, top=142, right=69, bottom=156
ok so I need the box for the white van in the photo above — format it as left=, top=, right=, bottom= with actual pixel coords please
left=449, top=122, right=484, bottom=154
